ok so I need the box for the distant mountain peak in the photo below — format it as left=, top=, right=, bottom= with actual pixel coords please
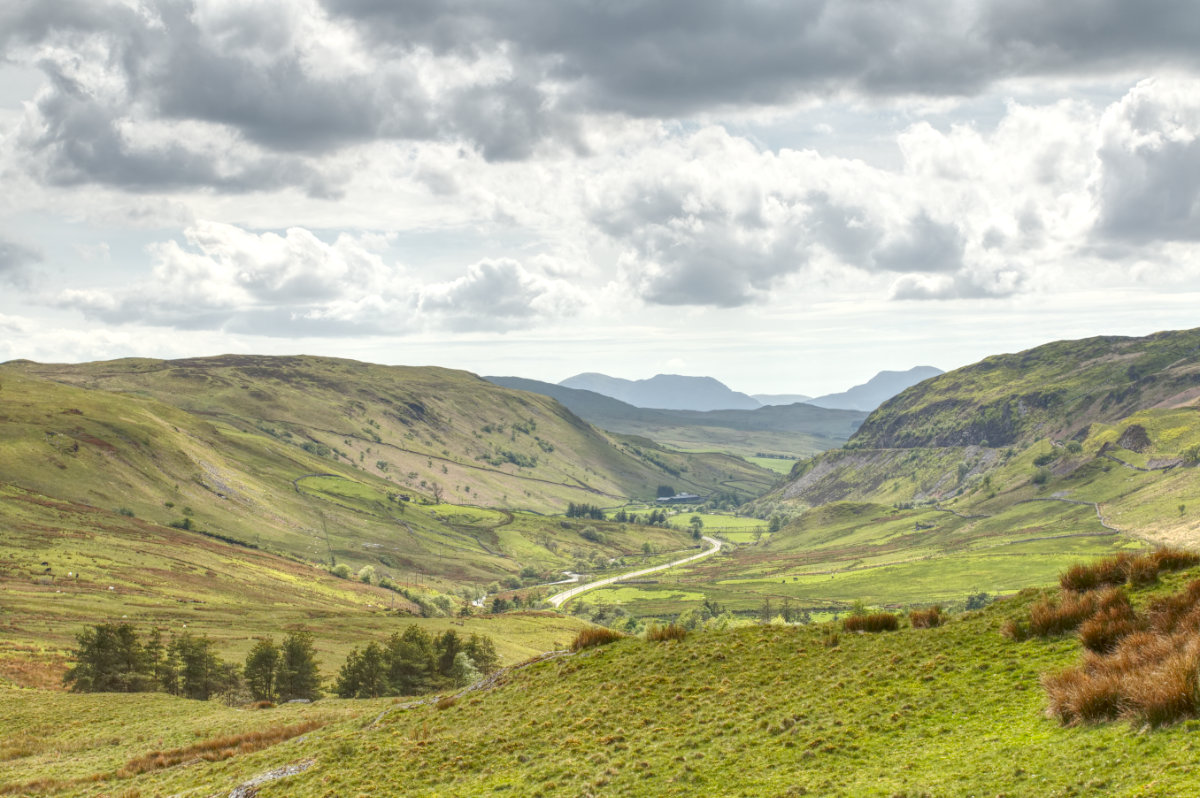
left=558, top=372, right=761, bottom=411
left=807, top=366, right=944, bottom=412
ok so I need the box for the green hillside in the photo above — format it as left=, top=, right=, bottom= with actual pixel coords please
left=6, top=356, right=774, bottom=511
left=851, top=327, right=1200, bottom=449
left=0, top=358, right=729, bottom=677
left=586, top=330, right=1200, bottom=619
left=7, top=572, right=1200, bottom=796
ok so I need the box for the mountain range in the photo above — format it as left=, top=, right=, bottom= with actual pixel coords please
left=557, top=366, right=942, bottom=413
left=485, top=376, right=867, bottom=458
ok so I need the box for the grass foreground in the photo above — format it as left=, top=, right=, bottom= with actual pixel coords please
left=8, top=568, right=1200, bottom=796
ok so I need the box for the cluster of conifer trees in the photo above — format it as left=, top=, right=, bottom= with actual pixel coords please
left=336, top=625, right=498, bottom=698
left=64, top=623, right=320, bottom=702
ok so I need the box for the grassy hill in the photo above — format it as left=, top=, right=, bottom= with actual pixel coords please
left=579, top=330, right=1200, bottom=620
left=851, top=328, right=1200, bottom=449
left=6, top=356, right=774, bottom=510
left=0, top=357, right=745, bottom=678
left=7, top=570, right=1200, bottom=796
left=486, top=375, right=866, bottom=458
left=0, top=481, right=591, bottom=690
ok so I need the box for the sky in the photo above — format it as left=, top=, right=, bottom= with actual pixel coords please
left=1, top=1, right=1199, bottom=395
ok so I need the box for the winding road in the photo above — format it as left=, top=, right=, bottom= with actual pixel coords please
left=547, top=535, right=724, bottom=608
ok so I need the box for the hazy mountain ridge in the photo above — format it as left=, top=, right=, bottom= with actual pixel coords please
left=806, top=366, right=944, bottom=411
left=486, top=375, right=867, bottom=458
left=559, top=367, right=942, bottom=413
left=559, top=372, right=761, bottom=410
left=753, top=393, right=812, bottom=405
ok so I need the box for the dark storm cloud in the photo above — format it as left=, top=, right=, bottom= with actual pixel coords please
left=983, top=0, right=1200, bottom=75
left=8, top=0, right=1200, bottom=195
left=24, top=69, right=334, bottom=195
left=323, top=0, right=1200, bottom=115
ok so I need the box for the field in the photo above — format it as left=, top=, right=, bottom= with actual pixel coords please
left=744, top=455, right=798, bottom=474
left=7, top=573, right=1200, bottom=796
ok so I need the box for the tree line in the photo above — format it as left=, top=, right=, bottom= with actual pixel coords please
left=64, top=622, right=501, bottom=703
left=336, top=626, right=497, bottom=698
left=64, top=624, right=319, bottom=703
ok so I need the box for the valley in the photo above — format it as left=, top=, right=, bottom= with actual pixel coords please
left=3, top=328, right=1200, bottom=796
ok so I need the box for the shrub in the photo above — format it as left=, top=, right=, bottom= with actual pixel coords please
left=1031, top=467, right=1052, bottom=485
left=964, top=592, right=991, bottom=611
left=579, top=526, right=605, bottom=544
left=843, top=613, right=899, bottom=633
left=571, top=627, right=625, bottom=651
left=331, top=563, right=351, bottom=579
left=908, top=606, right=943, bottom=629
left=645, top=623, right=688, bottom=642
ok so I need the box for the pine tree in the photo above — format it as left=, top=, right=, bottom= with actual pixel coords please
left=244, top=638, right=280, bottom=702
left=276, top=632, right=321, bottom=701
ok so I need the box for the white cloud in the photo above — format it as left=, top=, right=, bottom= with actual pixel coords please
left=52, top=221, right=584, bottom=335
left=1094, top=77, right=1200, bottom=242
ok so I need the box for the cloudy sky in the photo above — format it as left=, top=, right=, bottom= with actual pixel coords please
left=2, top=0, right=1199, bottom=394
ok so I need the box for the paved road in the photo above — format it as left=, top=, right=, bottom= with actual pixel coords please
left=547, top=535, right=724, bottom=608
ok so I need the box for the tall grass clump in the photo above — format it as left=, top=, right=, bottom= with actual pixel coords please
left=1045, top=631, right=1200, bottom=727
left=1059, top=547, right=1200, bottom=592
left=1028, top=590, right=1107, bottom=637
left=908, top=606, right=943, bottom=629
left=1151, top=547, right=1200, bottom=572
left=571, top=626, right=625, bottom=651
left=645, top=623, right=687, bottom=643
left=1077, top=596, right=1143, bottom=653
left=843, top=613, right=899, bottom=633
left=1040, top=571, right=1200, bottom=727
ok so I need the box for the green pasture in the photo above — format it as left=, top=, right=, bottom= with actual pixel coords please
left=9, top=579, right=1200, bottom=796
left=745, top=455, right=798, bottom=474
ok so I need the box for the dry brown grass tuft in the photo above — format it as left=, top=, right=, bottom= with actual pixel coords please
left=1151, top=547, right=1200, bottom=573
left=1029, top=590, right=1100, bottom=637
left=571, top=626, right=626, bottom=651
left=116, top=719, right=323, bottom=777
left=908, top=606, right=943, bottom=629
left=1146, top=579, right=1200, bottom=634
left=1043, top=667, right=1123, bottom=724
left=843, top=613, right=899, bottom=633
left=645, top=623, right=687, bottom=643
left=1042, top=575, right=1200, bottom=727
left=1059, top=548, right=1199, bottom=593
left=1077, top=591, right=1141, bottom=653
left=1000, top=618, right=1029, bottom=641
